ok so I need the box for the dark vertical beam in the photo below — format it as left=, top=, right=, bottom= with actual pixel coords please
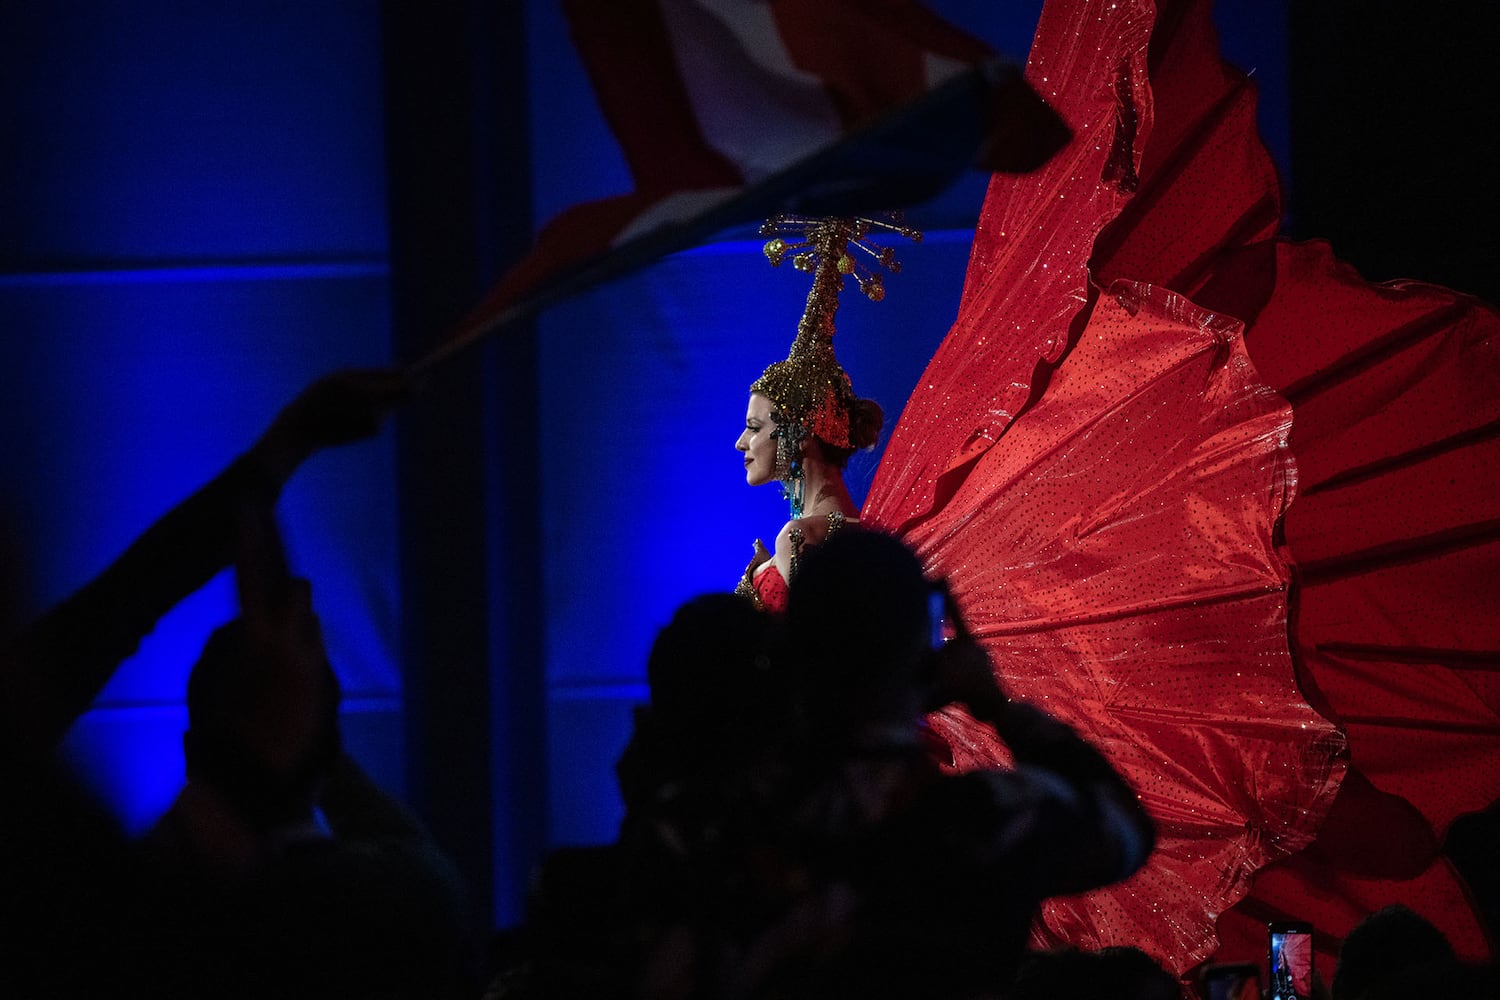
left=381, top=0, right=544, bottom=933
left=382, top=0, right=492, bottom=930
left=469, top=2, right=548, bottom=930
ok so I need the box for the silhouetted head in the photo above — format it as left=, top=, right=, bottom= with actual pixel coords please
left=786, top=529, right=933, bottom=733
left=1333, top=905, right=1463, bottom=1000
left=184, top=618, right=341, bottom=830
left=645, top=592, right=781, bottom=757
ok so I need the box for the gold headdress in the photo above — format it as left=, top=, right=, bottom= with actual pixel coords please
left=750, top=214, right=920, bottom=515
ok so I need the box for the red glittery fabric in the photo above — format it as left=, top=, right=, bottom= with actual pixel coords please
left=751, top=561, right=789, bottom=613
left=864, top=0, right=1499, bottom=979
left=1197, top=242, right=1500, bottom=973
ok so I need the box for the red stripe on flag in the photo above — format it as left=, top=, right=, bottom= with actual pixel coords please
left=450, top=191, right=663, bottom=341
left=563, top=0, right=744, bottom=190
left=769, top=0, right=993, bottom=128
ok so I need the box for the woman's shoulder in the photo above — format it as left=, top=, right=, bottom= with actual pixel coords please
left=774, top=510, right=858, bottom=552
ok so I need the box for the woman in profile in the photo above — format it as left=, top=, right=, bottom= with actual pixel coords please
left=732, top=217, right=890, bottom=613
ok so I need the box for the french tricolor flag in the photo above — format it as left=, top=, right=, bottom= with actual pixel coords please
left=426, top=0, right=1066, bottom=366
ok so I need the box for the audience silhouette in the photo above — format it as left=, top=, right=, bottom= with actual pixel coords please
left=0, top=370, right=475, bottom=998
left=504, top=530, right=1157, bottom=999
left=133, top=502, right=469, bottom=999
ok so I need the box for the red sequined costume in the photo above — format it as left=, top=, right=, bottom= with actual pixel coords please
left=854, top=0, right=1499, bottom=980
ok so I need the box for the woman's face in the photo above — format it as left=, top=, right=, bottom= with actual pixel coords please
left=736, top=393, right=779, bottom=486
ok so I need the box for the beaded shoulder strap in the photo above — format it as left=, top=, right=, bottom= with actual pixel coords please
left=789, top=510, right=848, bottom=581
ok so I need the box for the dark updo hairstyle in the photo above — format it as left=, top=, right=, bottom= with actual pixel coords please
left=817, top=395, right=884, bottom=468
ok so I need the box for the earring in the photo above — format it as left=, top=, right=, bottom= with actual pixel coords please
left=785, top=462, right=806, bottom=519
left=774, top=420, right=809, bottom=519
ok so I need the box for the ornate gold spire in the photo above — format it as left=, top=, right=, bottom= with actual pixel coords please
left=750, top=214, right=919, bottom=449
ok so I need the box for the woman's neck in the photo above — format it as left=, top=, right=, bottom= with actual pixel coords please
left=796, top=456, right=858, bottom=521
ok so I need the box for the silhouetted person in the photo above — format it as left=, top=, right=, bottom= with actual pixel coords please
left=618, top=591, right=790, bottom=845
left=1, top=368, right=408, bottom=758
left=595, top=532, right=1153, bottom=999
left=0, top=369, right=409, bottom=998
left=151, top=606, right=340, bottom=870
left=749, top=530, right=1156, bottom=999
left=131, top=499, right=468, bottom=999
left=517, top=593, right=792, bottom=999
left=1332, top=904, right=1492, bottom=1000
left=521, top=533, right=1155, bottom=999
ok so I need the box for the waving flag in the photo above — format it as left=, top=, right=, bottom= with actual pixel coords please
left=418, top=0, right=1066, bottom=368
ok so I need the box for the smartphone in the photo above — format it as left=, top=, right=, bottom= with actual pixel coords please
left=1202, top=962, right=1260, bottom=1000
left=1268, top=920, right=1314, bottom=1000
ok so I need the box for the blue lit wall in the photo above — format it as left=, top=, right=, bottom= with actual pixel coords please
left=0, top=2, right=399, bottom=833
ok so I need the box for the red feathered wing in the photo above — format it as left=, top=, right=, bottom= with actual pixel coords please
left=866, top=0, right=1499, bottom=977
left=1088, top=0, right=1500, bottom=973
left=864, top=0, right=1343, bottom=975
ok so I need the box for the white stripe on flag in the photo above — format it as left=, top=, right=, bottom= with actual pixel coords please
left=613, top=187, right=743, bottom=245
left=659, top=0, right=844, bottom=183
left=924, top=49, right=971, bottom=89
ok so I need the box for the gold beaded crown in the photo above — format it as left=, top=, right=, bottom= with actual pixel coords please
left=750, top=214, right=919, bottom=450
